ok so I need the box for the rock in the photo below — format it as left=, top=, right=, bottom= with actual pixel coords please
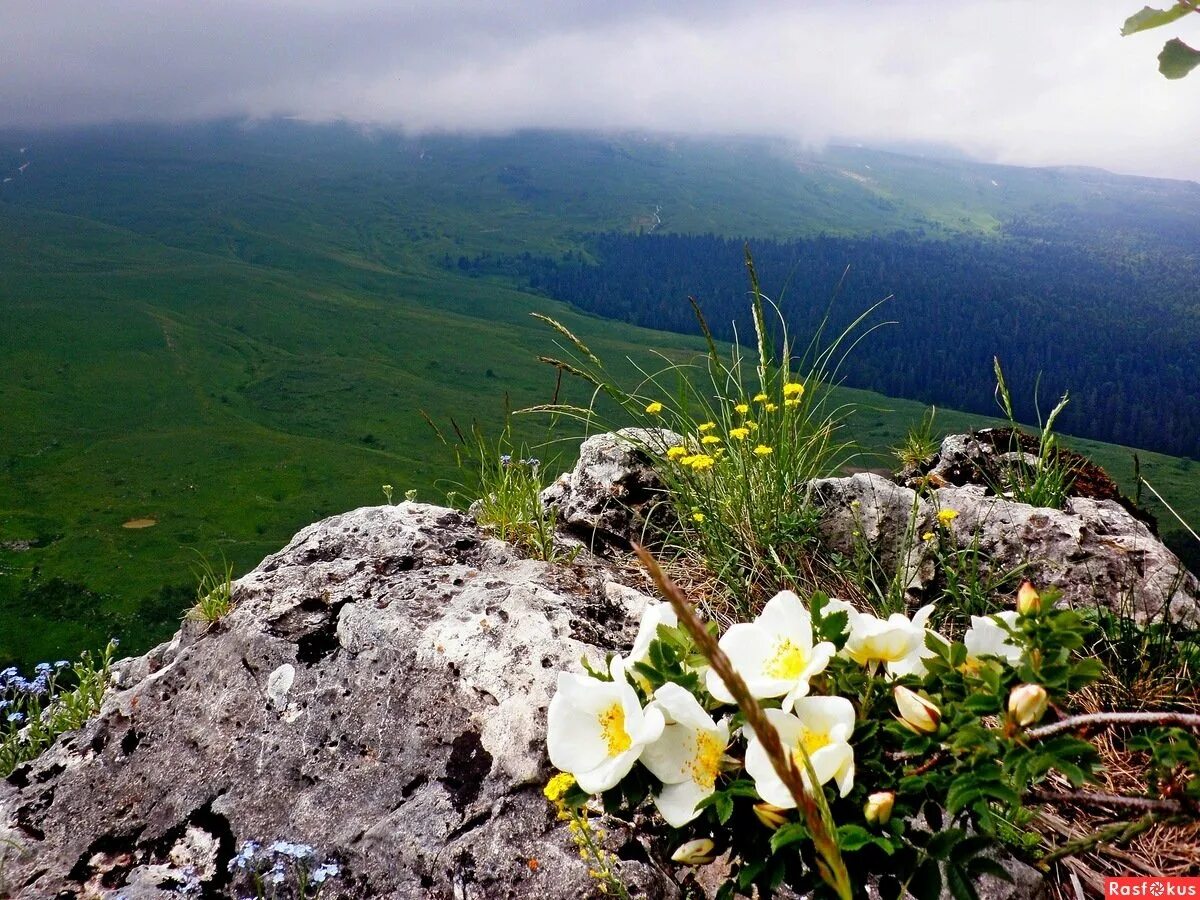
left=811, top=472, right=1200, bottom=626
left=0, top=503, right=680, bottom=899
left=541, top=427, right=682, bottom=551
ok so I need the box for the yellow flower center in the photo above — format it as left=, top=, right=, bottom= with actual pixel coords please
left=765, top=638, right=808, bottom=679
left=599, top=703, right=632, bottom=755
left=689, top=731, right=725, bottom=789
left=794, top=727, right=830, bottom=761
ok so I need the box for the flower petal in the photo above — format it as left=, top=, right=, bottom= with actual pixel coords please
left=655, top=778, right=712, bottom=828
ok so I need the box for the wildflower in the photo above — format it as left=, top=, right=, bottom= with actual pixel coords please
left=784, top=398, right=800, bottom=408
left=1016, top=581, right=1042, bottom=616
left=697, top=421, right=716, bottom=432
left=691, top=512, right=705, bottom=523
left=7, top=712, right=24, bottom=724
left=700, top=435, right=721, bottom=445
left=628, top=601, right=679, bottom=669
left=309, top=861, right=341, bottom=885
left=745, top=420, right=759, bottom=430
left=753, top=444, right=773, bottom=457
left=963, top=611, right=1022, bottom=667
left=500, top=454, right=513, bottom=466
left=544, top=772, right=577, bottom=802
left=753, top=392, right=768, bottom=403
left=843, top=605, right=941, bottom=678
left=865, top=791, right=895, bottom=825
left=753, top=802, right=789, bottom=830
left=734, top=403, right=750, bottom=415
left=893, top=686, right=940, bottom=734
left=705, top=590, right=835, bottom=712
left=922, top=531, right=935, bottom=542
left=688, top=454, right=716, bottom=471
left=783, top=383, right=805, bottom=398
left=765, top=403, right=778, bottom=412
left=670, top=838, right=717, bottom=866
left=55, top=660, right=70, bottom=669
left=547, top=656, right=666, bottom=793
left=645, top=401, right=664, bottom=415
left=745, top=699, right=857, bottom=804
left=34, top=663, right=51, bottom=675
left=641, top=683, right=731, bottom=826
left=936, top=508, right=959, bottom=526
left=728, top=427, right=750, bottom=440
left=1008, top=684, right=1049, bottom=726
left=666, top=446, right=688, bottom=460
left=229, top=840, right=260, bottom=872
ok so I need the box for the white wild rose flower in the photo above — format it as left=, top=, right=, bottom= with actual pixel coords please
left=843, top=604, right=939, bottom=676
left=963, top=610, right=1023, bottom=667
left=744, top=698, right=857, bottom=806
left=640, top=683, right=731, bottom=827
left=547, top=656, right=665, bottom=794
left=627, top=600, right=679, bottom=667
left=705, top=591, right=835, bottom=712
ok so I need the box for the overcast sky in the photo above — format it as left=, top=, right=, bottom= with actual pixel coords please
left=4, top=0, right=1198, bottom=180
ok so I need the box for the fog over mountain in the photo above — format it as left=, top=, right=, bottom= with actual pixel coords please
left=4, top=0, right=1198, bottom=180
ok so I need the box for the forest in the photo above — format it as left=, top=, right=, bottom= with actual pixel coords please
left=466, top=232, right=1200, bottom=459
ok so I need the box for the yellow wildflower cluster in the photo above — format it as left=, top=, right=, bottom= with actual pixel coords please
left=753, top=445, right=773, bottom=457
left=666, top=446, right=688, bottom=460
left=783, top=382, right=805, bottom=398
left=697, top=421, right=716, bottom=432
left=734, top=403, right=750, bottom=415
left=700, top=435, right=721, bottom=445
left=936, top=508, right=959, bottom=526
left=645, top=401, right=663, bottom=415
left=729, top=427, right=750, bottom=440
left=544, top=773, right=629, bottom=898
left=691, top=511, right=706, bottom=523
left=753, top=392, right=768, bottom=403
left=681, top=454, right=716, bottom=471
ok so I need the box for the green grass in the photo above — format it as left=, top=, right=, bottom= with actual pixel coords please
left=1, top=125, right=1198, bottom=669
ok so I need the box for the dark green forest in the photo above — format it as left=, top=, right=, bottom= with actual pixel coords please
left=472, top=232, right=1200, bottom=459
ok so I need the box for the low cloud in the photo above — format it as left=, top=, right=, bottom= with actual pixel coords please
left=4, top=0, right=1197, bottom=179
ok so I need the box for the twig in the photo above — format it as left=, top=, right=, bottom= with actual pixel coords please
left=1030, top=788, right=1190, bottom=817
left=633, top=543, right=852, bottom=900
left=1027, top=711, right=1200, bottom=741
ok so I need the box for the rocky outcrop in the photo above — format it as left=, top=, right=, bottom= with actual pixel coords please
left=811, top=473, right=1200, bottom=626
left=0, top=504, right=679, bottom=899
left=541, top=427, right=681, bottom=552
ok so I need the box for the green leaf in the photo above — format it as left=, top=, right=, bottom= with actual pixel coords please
left=946, top=863, right=981, bottom=900
left=1159, top=37, right=1200, bottom=78
left=836, top=824, right=877, bottom=852
left=927, top=828, right=965, bottom=860
left=770, top=822, right=810, bottom=854
left=1122, top=3, right=1196, bottom=36
left=968, top=857, right=1014, bottom=883
left=909, top=858, right=942, bottom=900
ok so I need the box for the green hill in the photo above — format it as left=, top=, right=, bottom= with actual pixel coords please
left=2, top=123, right=1198, bottom=668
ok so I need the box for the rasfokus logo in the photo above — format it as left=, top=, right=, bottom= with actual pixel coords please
left=1107, top=878, right=1200, bottom=897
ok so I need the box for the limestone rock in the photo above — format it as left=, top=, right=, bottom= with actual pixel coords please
left=541, top=427, right=682, bottom=551
left=811, top=472, right=1199, bottom=626
left=0, top=503, right=679, bottom=899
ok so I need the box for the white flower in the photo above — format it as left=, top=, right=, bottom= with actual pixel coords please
left=843, top=605, right=937, bottom=676
left=628, top=600, right=679, bottom=666
left=884, top=606, right=947, bottom=679
left=705, top=591, right=835, bottom=712
left=547, top=656, right=665, bottom=794
left=744, top=699, right=856, bottom=807
left=641, top=683, right=730, bottom=827
left=963, top=611, right=1022, bottom=666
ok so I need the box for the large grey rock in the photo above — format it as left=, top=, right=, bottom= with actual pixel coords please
left=0, top=503, right=679, bottom=899
left=541, top=427, right=682, bottom=551
left=811, top=473, right=1200, bottom=626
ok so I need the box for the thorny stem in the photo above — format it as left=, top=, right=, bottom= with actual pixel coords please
left=1038, top=813, right=1169, bottom=867
left=1026, top=711, right=1200, bottom=741
left=633, top=543, right=852, bottom=900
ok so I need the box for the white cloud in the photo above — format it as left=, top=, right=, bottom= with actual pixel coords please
left=3, top=0, right=1197, bottom=179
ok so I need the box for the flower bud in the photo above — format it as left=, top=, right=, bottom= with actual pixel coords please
left=1008, top=683, right=1049, bottom=726
left=893, top=686, right=940, bottom=734
left=1016, top=581, right=1042, bottom=616
left=671, top=838, right=716, bottom=865
left=753, top=802, right=789, bottom=831
left=864, top=791, right=895, bottom=826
